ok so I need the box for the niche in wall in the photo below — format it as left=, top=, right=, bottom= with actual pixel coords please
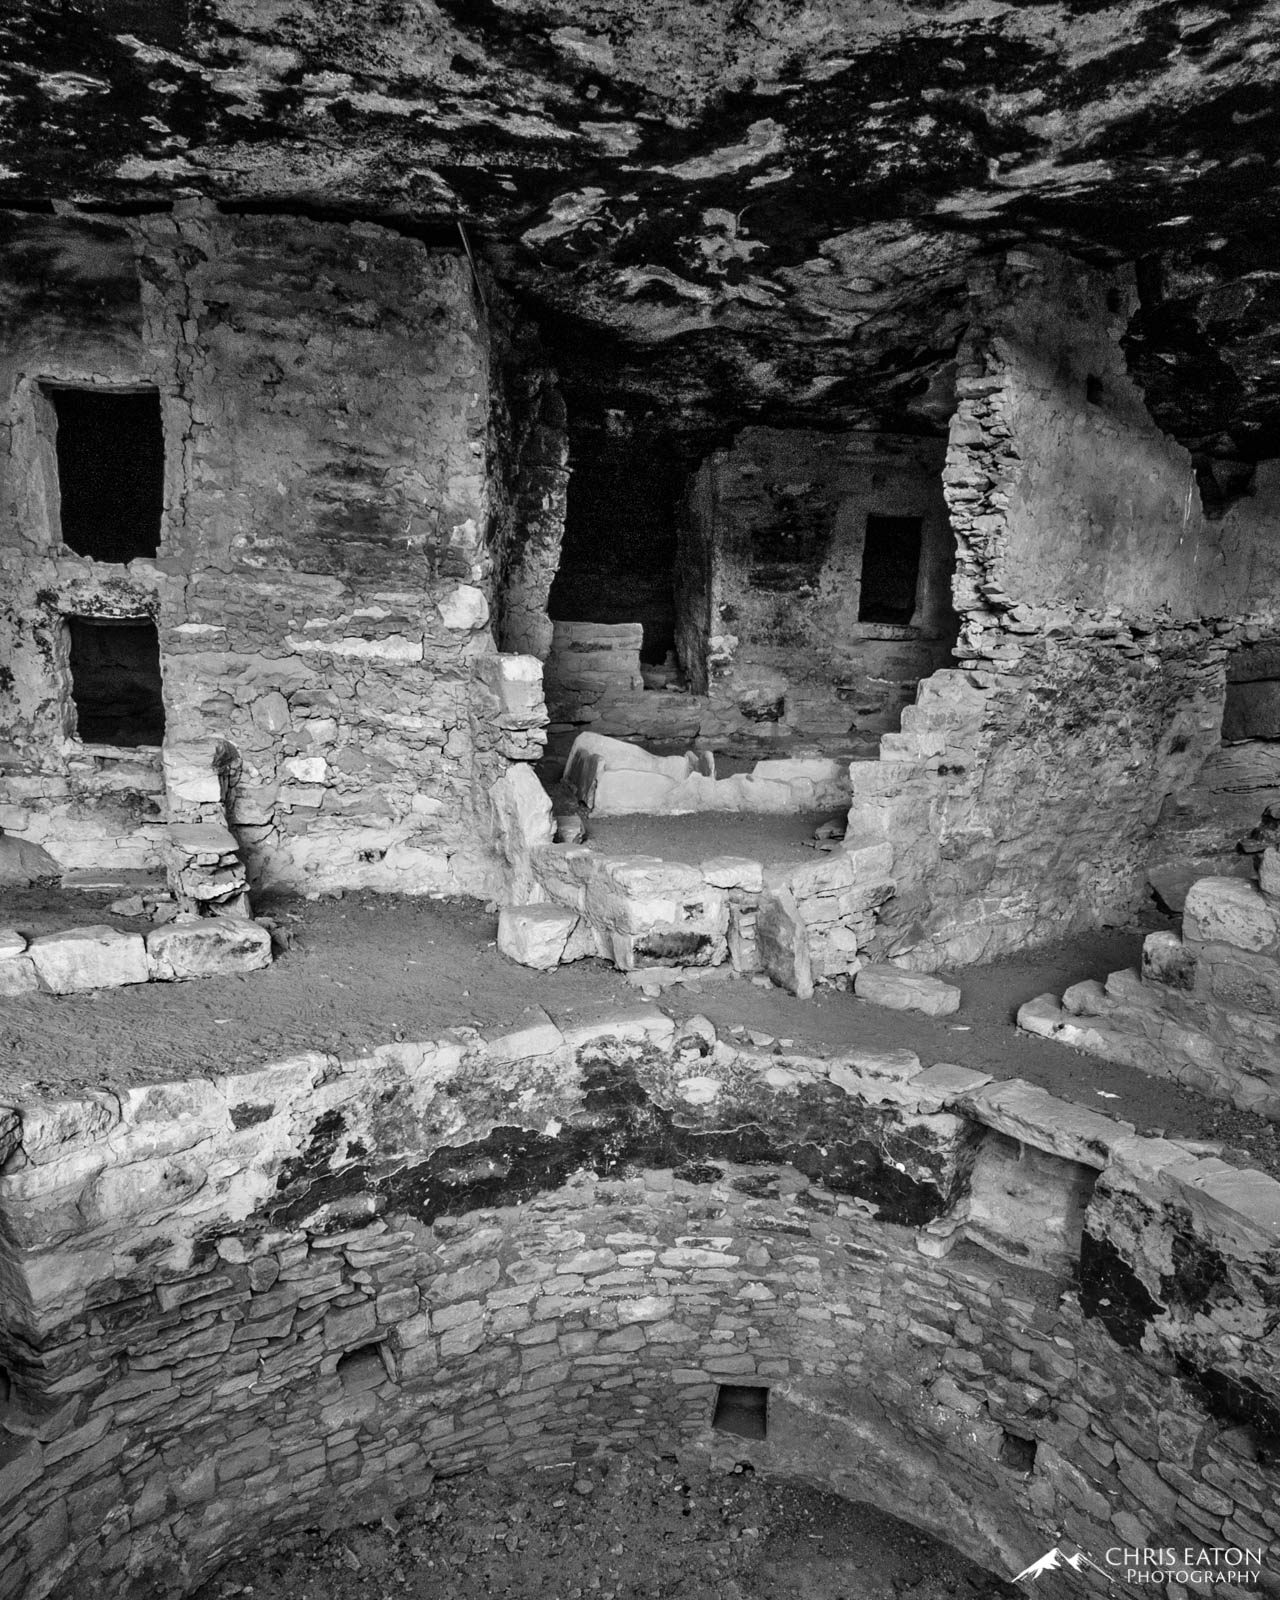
left=712, top=1384, right=768, bottom=1440
left=46, top=386, right=164, bottom=563
left=66, top=617, right=165, bottom=747
left=963, top=1130, right=1097, bottom=1276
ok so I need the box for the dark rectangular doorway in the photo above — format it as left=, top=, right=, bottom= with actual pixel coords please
left=48, top=387, right=164, bottom=563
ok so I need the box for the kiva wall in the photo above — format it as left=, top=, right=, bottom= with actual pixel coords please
left=0, top=1014, right=1277, bottom=1600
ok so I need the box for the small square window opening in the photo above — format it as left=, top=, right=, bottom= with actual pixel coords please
left=66, top=617, right=165, bottom=747
left=712, top=1384, right=768, bottom=1441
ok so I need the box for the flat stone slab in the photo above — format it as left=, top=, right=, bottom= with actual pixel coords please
left=497, top=905, right=579, bottom=970
left=909, top=1061, right=995, bottom=1110
left=62, top=867, right=164, bottom=894
left=0, top=928, right=27, bottom=959
left=700, top=856, right=764, bottom=893
left=855, top=964, right=961, bottom=1016
left=146, top=917, right=272, bottom=980
left=29, top=926, right=150, bottom=993
left=958, top=1078, right=1134, bottom=1169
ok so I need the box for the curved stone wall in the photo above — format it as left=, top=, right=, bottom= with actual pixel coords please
left=1, top=1013, right=1278, bottom=1599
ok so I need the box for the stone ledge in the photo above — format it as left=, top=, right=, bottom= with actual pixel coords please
left=0, top=916, right=273, bottom=994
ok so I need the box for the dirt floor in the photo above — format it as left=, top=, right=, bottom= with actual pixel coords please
left=1, top=887, right=1278, bottom=1174
left=193, top=1455, right=1020, bottom=1600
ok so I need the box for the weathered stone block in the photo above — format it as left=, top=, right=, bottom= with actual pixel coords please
left=1141, top=931, right=1197, bottom=991
left=29, top=926, right=150, bottom=992
left=436, top=584, right=489, bottom=630
left=755, top=886, right=813, bottom=999
left=855, top=964, right=961, bottom=1016
left=0, top=831, right=61, bottom=887
left=1184, top=877, right=1278, bottom=953
left=1195, top=940, right=1280, bottom=1015
left=146, top=917, right=272, bottom=980
left=0, top=954, right=37, bottom=996
left=497, top=905, right=579, bottom=969
left=1061, top=977, right=1110, bottom=1014
left=700, top=856, right=764, bottom=893
left=488, top=764, right=554, bottom=869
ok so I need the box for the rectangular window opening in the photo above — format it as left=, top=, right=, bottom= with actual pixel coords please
left=858, top=514, right=923, bottom=626
left=67, top=616, right=165, bottom=747
left=712, top=1384, right=768, bottom=1441
left=47, top=387, right=164, bottom=562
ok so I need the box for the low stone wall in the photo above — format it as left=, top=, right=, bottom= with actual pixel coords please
left=1018, top=870, right=1280, bottom=1116
left=0, top=916, right=270, bottom=996
left=1, top=1012, right=1278, bottom=1599
left=527, top=834, right=895, bottom=987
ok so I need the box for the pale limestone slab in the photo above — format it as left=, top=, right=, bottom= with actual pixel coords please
left=436, top=584, right=489, bottom=630
left=910, top=1062, right=994, bottom=1102
left=146, top=917, right=272, bottom=981
left=855, top=963, right=961, bottom=1016
left=556, top=1006, right=675, bottom=1051
left=700, top=856, right=764, bottom=893
left=0, top=955, right=37, bottom=996
left=960, top=1078, right=1134, bottom=1169
left=29, top=926, right=150, bottom=993
left=481, top=1012, right=566, bottom=1064
left=1184, top=876, right=1278, bottom=953
left=497, top=904, right=578, bottom=969
left=1061, top=977, right=1109, bottom=1015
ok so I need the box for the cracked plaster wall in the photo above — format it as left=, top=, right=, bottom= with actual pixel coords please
left=0, top=210, right=546, bottom=892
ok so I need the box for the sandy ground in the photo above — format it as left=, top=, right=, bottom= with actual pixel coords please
left=193, top=1454, right=1020, bottom=1600
left=1, top=888, right=1277, bottom=1174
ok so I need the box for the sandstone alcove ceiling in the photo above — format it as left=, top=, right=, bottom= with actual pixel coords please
left=3, top=0, right=1280, bottom=460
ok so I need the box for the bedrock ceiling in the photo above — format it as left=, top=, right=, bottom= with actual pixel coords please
left=3, top=0, right=1280, bottom=454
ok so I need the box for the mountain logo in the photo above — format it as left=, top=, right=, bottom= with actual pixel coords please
left=1013, top=1545, right=1115, bottom=1584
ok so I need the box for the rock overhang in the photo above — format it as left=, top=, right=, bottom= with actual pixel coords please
left=1, top=0, right=1279, bottom=457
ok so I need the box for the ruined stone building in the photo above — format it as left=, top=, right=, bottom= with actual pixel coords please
left=0, top=4, right=1279, bottom=1598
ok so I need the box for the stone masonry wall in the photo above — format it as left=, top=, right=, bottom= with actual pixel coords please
left=0, top=1012, right=1277, bottom=1600
left=850, top=252, right=1274, bottom=968
left=681, top=428, right=956, bottom=743
left=0, top=209, right=544, bottom=894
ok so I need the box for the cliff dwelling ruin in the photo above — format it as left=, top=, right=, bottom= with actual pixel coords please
left=1, top=4, right=1280, bottom=1599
